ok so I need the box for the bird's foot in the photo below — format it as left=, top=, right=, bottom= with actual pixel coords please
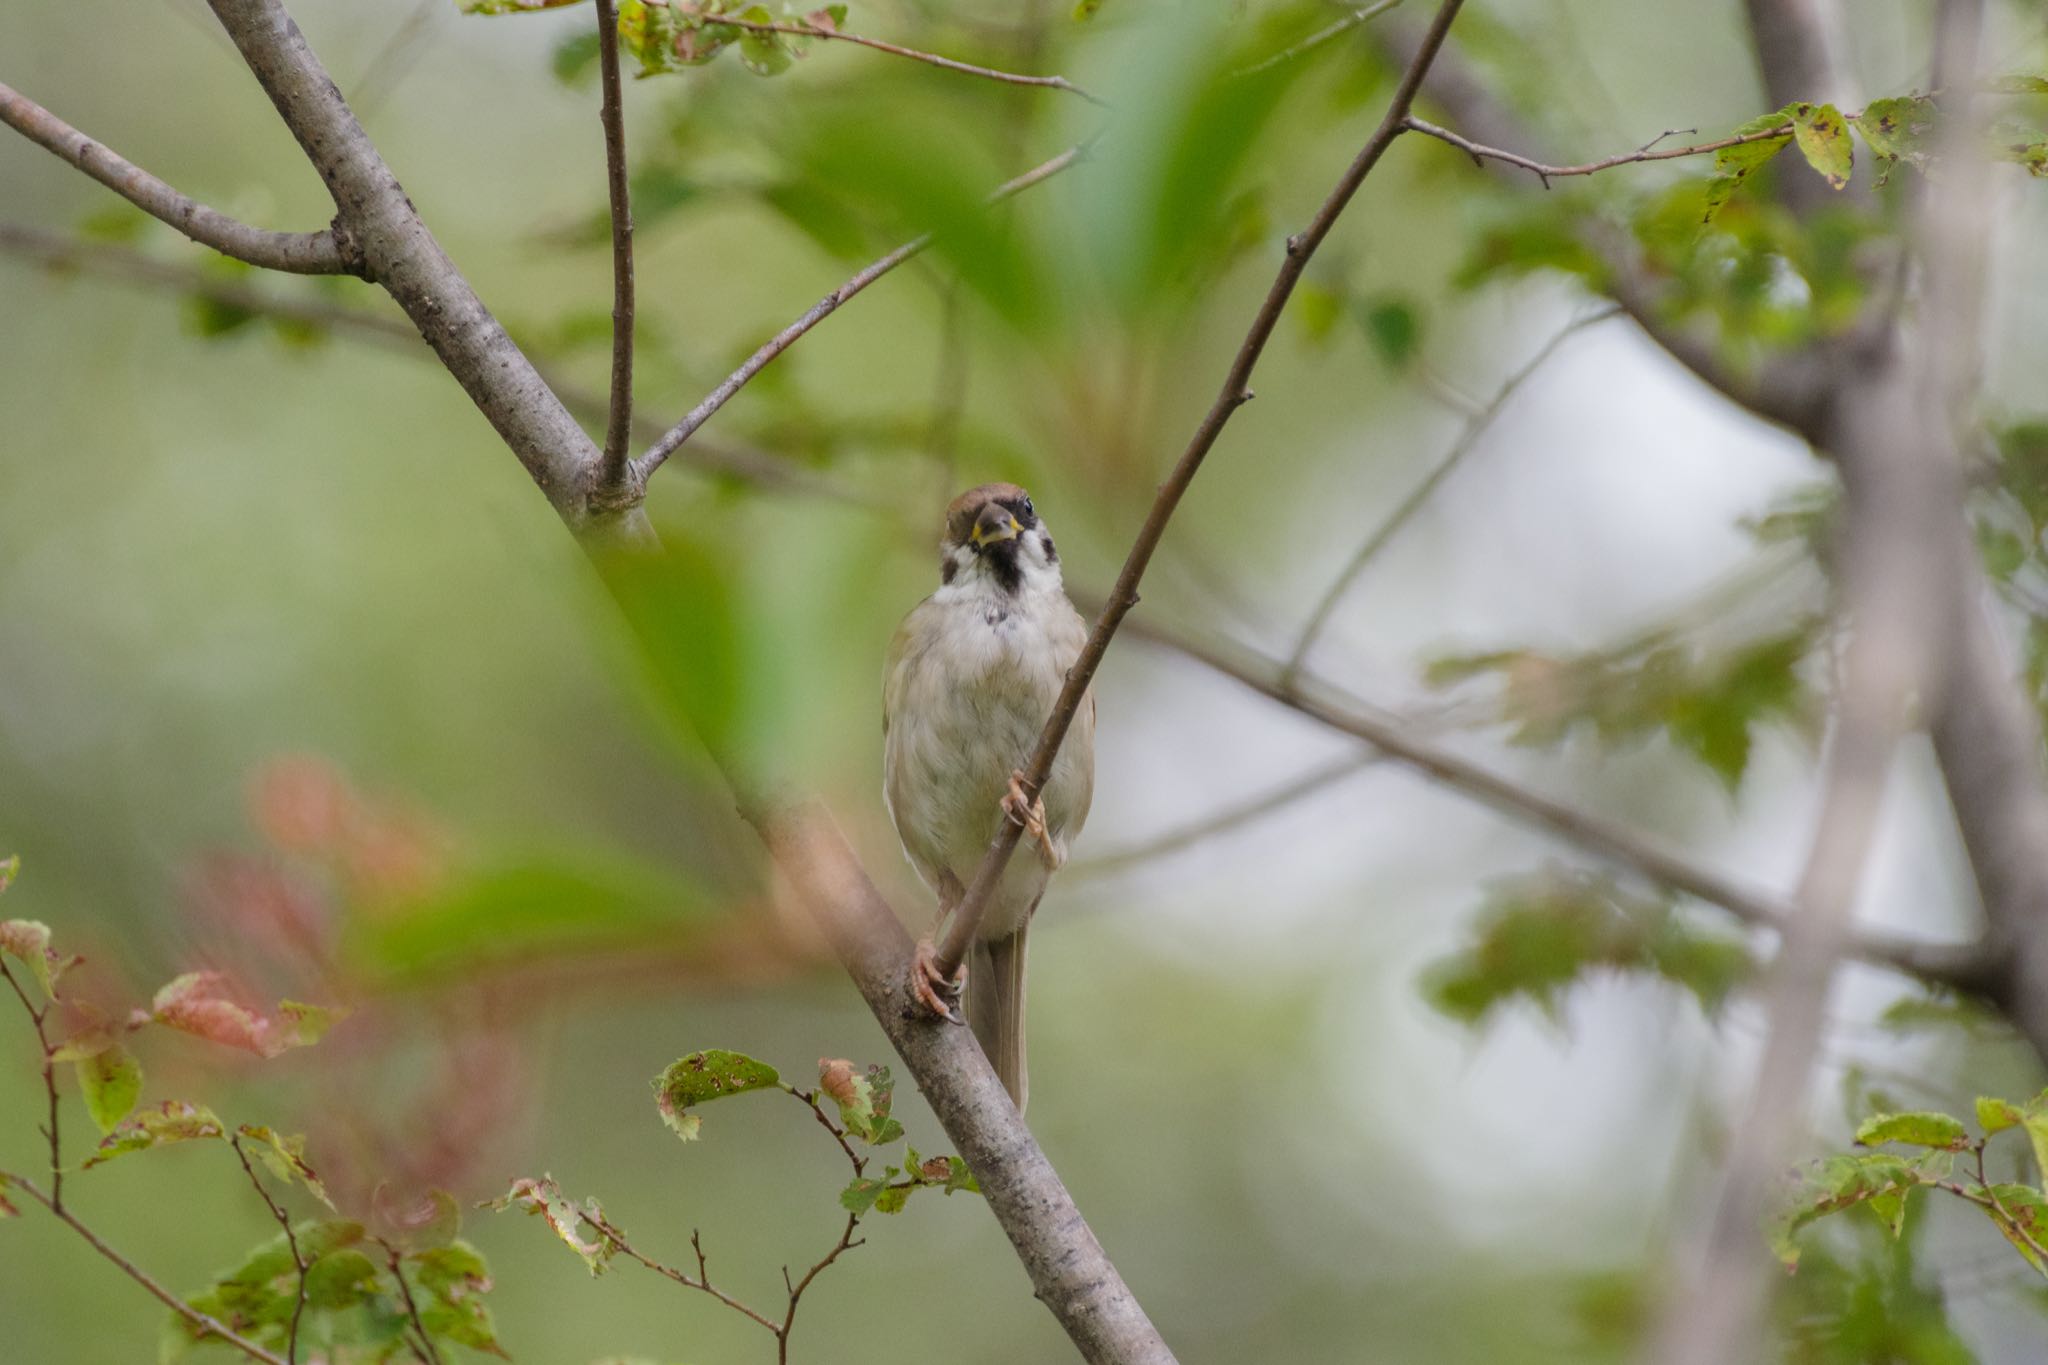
left=910, top=935, right=967, bottom=1025
left=1002, top=770, right=1062, bottom=871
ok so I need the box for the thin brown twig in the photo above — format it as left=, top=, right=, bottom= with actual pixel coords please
left=704, top=14, right=1105, bottom=104
left=232, top=1136, right=308, bottom=1365
left=1282, top=305, right=1622, bottom=684
left=1970, top=1142, right=2048, bottom=1276
left=633, top=142, right=1086, bottom=481
left=933, top=0, right=1475, bottom=979
left=1234, top=0, right=1404, bottom=78
left=580, top=1210, right=785, bottom=1334
left=0, top=82, right=351, bottom=274
left=1401, top=113, right=1799, bottom=188
left=594, top=0, right=637, bottom=492
left=0, top=223, right=867, bottom=504
left=778, top=1213, right=866, bottom=1364
left=381, top=1244, right=443, bottom=1365
left=1067, top=754, right=1381, bottom=880
left=0, top=958, right=62, bottom=1211
left=6, top=1175, right=290, bottom=1365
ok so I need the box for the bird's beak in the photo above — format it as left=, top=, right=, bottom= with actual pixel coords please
left=971, top=505, right=1021, bottom=547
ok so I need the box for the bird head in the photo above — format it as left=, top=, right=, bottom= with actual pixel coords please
left=939, top=482, right=1060, bottom=594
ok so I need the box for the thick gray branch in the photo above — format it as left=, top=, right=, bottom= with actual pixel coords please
left=744, top=801, right=1176, bottom=1365
left=201, top=0, right=644, bottom=539
left=0, top=81, right=348, bottom=275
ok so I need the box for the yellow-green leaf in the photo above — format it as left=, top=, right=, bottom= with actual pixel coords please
left=76, top=1043, right=142, bottom=1135
left=1790, top=101, right=1853, bottom=189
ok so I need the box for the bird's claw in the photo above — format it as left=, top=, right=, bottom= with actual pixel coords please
left=911, top=936, right=967, bottom=1025
left=1002, top=770, right=1062, bottom=871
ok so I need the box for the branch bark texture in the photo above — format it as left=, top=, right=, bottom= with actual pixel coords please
left=745, top=801, right=1176, bottom=1365
left=0, top=81, right=349, bottom=275
left=202, top=0, right=642, bottom=536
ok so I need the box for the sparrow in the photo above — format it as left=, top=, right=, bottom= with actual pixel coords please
left=883, top=483, right=1094, bottom=1112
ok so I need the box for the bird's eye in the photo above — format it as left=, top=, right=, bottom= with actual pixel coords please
left=1020, top=496, right=1035, bottom=520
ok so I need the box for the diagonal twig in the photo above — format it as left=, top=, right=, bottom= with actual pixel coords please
left=1402, top=114, right=1802, bottom=188
left=594, top=0, right=638, bottom=491
left=1234, top=0, right=1404, bottom=78
left=706, top=14, right=1105, bottom=104
left=231, top=1135, right=309, bottom=1364
left=932, top=0, right=1475, bottom=980
left=0, top=82, right=350, bottom=275
left=632, top=142, right=1085, bottom=481
left=1282, top=304, right=1622, bottom=684
left=5, top=1175, right=290, bottom=1365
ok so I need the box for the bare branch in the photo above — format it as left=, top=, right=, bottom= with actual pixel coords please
left=200, top=0, right=645, bottom=540
left=582, top=1211, right=785, bottom=1335
left=742, top=801, right=1176, bottom=1365
left=1283, top=305, right=1621, bottom=683
left=6, top=1175, right=290, bottom=1365
left=594, top=0, right=638, bottom=491
left=1402, top=114, right=1800, bottom=187
left=1, top=958, right=63, bottom=1211
left=381, top=1244, right=444, bottom=1365
left=708, top=15, right=1104, bottom=104
left=633, top=143, right=1085, bottom=481
left=1068, top=755, right=1380, bottom=880
left=1235, top=0, right=1404, bottom=79
left=0, top=82, right=350, bottom=275
left=933, top=0, right=1474, bottom=979
left=1115, top=616, right=1990, bottom=994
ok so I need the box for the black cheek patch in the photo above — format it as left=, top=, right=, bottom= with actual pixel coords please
left=941, top=554, right=958, bottom=585
left=1039, top=533, right=1057, bottom=563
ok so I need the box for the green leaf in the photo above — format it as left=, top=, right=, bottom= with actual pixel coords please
left=1985, top=74, right=2048, bottom=94
left=1770, top=1152, right=1936, bottom=1267
left=1423, top=865, right=1757, bottom=1026
left=1978, top=1096, right=2028, bottom=1134
left=839, top=1176, right=886, bottom=1213
left=654, top=1049, right=781, bottom=1141
left=411, top=1241, right=501, bottom=1353
left=552, top=29, right=603, bottom=84
left=484, top=1177, right=616, bottom=1275
left=1703, top=112, right=1793, bottom=223
left=1852, top=95, right=1940, bottom=186
left=619, top=0, right=685, bottom=74
left=1358, top=296, right=1422, bottom=371
left=238, top=1126, right=335, bottom=1209
left=1855, top=1111, right=1971, bottom=1151
left=1979, top=1183, right=2048, bottom=1271
left=76, top=1043, right=142, bottom=1135
left=1789, top=101, right=1853, bottom=189
left=302, top=1247, right=380, bottom=1309
left=83, top=1101, right=225, bottom=1168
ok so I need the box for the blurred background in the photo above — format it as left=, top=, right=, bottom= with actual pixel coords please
left=4, top=0, right=2048, bottom=1360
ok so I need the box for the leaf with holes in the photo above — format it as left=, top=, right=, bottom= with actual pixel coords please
left=1703, top=112, right=1793, bottom=223
left=654, top=1050, right=780, bottom=1141
left=485, top=1177, right=616, bottom=1275
left=1855, top=1111, right=1971, bottom=1151
left=1852, top=95, right=1940, bottom=186
left=83, top=1101, right=226, bottom=1168
left=239, top=1125, right=336, bottom=1209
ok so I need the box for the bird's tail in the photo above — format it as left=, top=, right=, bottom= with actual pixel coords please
left=968, top=926, right=1029, bottom=1113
